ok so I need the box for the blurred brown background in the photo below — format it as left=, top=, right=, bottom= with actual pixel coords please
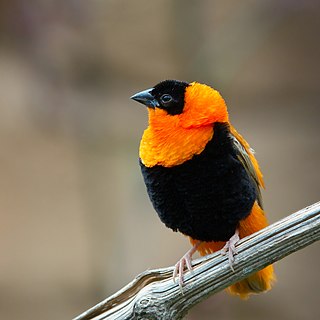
left=0, top=1, right=319, bottom=319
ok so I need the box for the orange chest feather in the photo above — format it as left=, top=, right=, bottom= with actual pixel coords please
left=140, top=122, right=214, bottom=168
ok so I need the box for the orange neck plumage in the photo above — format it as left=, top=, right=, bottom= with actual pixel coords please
left=140, top=109, right=214, bottom=167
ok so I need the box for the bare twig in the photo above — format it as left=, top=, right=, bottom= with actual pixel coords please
left=75, top=202, right=320, bottom=320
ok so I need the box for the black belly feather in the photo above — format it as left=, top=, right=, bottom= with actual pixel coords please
left=140, top=122, right=257, bottom=242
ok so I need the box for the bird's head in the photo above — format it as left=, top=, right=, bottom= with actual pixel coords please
left=131, top=80, right=229, bottom=128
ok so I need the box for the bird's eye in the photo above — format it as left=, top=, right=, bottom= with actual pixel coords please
left=160, top=94, right=173, bottom=104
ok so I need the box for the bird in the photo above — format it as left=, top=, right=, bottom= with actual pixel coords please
left=130, top=80, right=275, bottom=298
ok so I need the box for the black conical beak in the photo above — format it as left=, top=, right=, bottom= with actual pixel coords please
left=130, top=88, right=159, bottom=108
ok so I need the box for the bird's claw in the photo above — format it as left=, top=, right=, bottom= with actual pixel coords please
left=173, top=252, right=193, bottom=289
left=173, top=241, right=201, bottom=289
left=221, top=229, right=240, bottom=271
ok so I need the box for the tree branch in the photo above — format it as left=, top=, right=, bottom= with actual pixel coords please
left=75, top=202, right=320, bottom=320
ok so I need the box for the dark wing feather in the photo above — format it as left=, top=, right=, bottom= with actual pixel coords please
left=230, top=133, right=264, bottom=209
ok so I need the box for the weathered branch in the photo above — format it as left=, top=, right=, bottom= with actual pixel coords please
left=75, top=202, right=320, bottom=320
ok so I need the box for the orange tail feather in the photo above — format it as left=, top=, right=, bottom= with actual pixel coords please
left=190, top=202, right=275, bottom=299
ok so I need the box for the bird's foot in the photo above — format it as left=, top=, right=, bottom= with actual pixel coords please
left=221, top=229, right=240, bottom=271
left=173, top=241, right=201, bottom=289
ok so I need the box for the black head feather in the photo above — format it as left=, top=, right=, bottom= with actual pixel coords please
left=151, top=80, right=189, bottom=115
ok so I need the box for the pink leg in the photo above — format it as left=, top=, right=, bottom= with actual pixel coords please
left=173, top=241, right=201, bottom=288
left=221, top=229, right=240, bottom=271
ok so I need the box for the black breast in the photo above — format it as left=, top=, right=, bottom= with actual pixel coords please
left=140, top=122, right=257, bottom=242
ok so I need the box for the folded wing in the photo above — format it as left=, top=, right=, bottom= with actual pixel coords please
left=229, top=125, right=265, bottom=209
